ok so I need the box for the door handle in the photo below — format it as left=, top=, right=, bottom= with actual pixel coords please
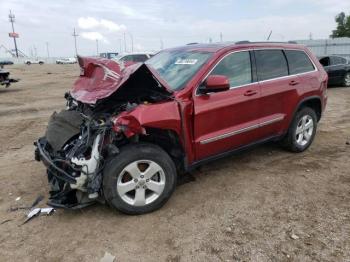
left=244, top=90, right=258, bottom=96
left=289, top=80, right=299, bottom=86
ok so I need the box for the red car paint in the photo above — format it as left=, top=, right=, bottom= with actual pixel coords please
left=71, top=57, right=173, bottom=104
left=73, top=43, right=328, bottom=168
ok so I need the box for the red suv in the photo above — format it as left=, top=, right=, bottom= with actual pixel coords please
left=35, top=41, right=328, bottom=214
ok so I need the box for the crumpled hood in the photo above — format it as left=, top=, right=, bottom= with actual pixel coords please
left=71, top=56, right=172, bottom=104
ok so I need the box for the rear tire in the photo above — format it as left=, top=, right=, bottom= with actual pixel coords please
left=343, top=72, right=350, bottom=87
left=103, top=143, right=177, bottom=215
left=281, top=107, right=317, bottom=152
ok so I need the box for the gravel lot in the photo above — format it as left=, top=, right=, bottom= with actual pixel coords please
left=0, top=64, right=349, bottom=262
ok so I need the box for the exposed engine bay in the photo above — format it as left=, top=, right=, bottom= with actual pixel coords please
left=35, top=57, right=175, bottom=209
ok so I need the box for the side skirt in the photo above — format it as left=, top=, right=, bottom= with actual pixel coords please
left=186, top=134, right=284, bottom=172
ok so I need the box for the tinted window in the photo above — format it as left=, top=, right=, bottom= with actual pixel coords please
left=339, top=57, right=347, bottom=64
left=285, top=50, right=314, bottom=74
left=255, top=50, right=288, bottom=81
left=132, top=54, right=148, bottom=62
left=331, top=56, right=343, bottom=65
left=319, top=57, right=330, bottom=67
left=210, top=51, right=252, bottom=87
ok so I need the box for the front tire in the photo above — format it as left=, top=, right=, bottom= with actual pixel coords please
left=282, top=107, right=317, bottom=152
left=103, top=143, right=177, bottom=215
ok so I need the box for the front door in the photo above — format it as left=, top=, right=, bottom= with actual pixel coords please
left=193, top=51, right=261, bottom=160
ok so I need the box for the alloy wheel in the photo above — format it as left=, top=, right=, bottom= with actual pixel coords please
left=295, top=115, right=314, bottom=146
left=116, top=160, right=166, bottom=206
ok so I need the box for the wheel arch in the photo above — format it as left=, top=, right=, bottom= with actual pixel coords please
left=139, top=128, right=186, bottom=173
left=294, top=96, right=322, bottom=122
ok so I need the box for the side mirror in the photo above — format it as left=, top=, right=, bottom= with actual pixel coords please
left=199, top=75, right=230, bottom=94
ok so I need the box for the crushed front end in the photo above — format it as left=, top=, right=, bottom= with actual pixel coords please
left=34, top=56, right=173, bottom=209
left=35, top=109, right=120, bottom=208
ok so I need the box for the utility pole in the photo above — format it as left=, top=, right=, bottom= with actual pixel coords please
left=8, top=10, right=19, bottom=58
left=96, top=39, right=99, bottom=56
left=309, top=32, right=313, bottom=40
left=46, top=42, right=50, bottom=58
left=72, top=28, right=79, bottom=57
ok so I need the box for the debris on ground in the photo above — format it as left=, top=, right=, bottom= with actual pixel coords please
left=21, top=207, right=55, bottom=225
left=290, top=234, right=300, bottom=240
left=100, top=252, right=116, bottom=262
left=225, top=227, right=233, bottom=233
left=0, top=219, right=12, bottom=225
left=346, top=141, right=350, bottom=145
left=15, top=197, right=21, bottom=201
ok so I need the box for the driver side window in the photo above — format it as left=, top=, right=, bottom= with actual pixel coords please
left=210, top=51, right=252, bottom=88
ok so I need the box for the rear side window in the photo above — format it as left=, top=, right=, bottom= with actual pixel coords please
left=255, top=50, right=288, bottom=81
left=285, top=50, right=314, bottom=74
left=210, top=51, right=252, bottom=88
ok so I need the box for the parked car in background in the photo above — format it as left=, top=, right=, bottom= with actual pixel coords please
left=35, top=42, right=327, bottom=214
left=319, top=55, right=350, bottom=87
left=0, top=60, right=14, bottom=66
left=113, top=52, right=154, bottom=67
left=56, top=58, right=77, bottom=64
left=100, top=52, right=119, bottom=59
left=25, top=59, right=44, bottom=65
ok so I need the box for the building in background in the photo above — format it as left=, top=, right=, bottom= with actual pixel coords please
left=296, top=37, right=350, bottom=58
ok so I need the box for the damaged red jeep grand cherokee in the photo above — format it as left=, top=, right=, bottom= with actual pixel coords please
left=35, top=42, right=328, bottom=215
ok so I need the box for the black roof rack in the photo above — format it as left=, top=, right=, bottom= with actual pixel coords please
left=235, top=41, right=298, bottom=44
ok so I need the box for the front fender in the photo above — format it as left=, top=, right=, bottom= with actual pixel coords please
left=113, top=101, right=182, bottom=139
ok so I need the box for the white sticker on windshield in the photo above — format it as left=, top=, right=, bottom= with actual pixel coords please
left=175, top=59, right=198, bottom=65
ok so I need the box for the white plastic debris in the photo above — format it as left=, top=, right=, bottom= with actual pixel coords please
left=100, top=252, right=116, bottom=262
left=15, top=197, right=21, bottom=201
left=290, top=234, right=299, bottom=240
left=22, top=207, right=56, bottom=225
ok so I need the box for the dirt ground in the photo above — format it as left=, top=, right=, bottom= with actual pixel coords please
left=0, top=64, right=349, bottom=262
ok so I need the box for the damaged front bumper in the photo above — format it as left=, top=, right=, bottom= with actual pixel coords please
left=35, top=138, right=77, bottom=185
left=34, top=138, right=98, bottom=209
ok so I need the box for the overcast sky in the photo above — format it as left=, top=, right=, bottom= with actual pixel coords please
left=0, top=0, right=349, bottom=57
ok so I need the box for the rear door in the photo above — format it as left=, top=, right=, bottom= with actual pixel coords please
left=193, top=50, right=261, bottom=160
left=254, top=49, right=294, bottom=138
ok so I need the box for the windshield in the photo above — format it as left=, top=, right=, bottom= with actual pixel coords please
left=145, top=50, right=212, bottom=91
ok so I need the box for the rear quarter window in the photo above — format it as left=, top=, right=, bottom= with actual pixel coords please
left=255, top=50, right=288, bottom=81
left=285, top=50, right=315, bottom=74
